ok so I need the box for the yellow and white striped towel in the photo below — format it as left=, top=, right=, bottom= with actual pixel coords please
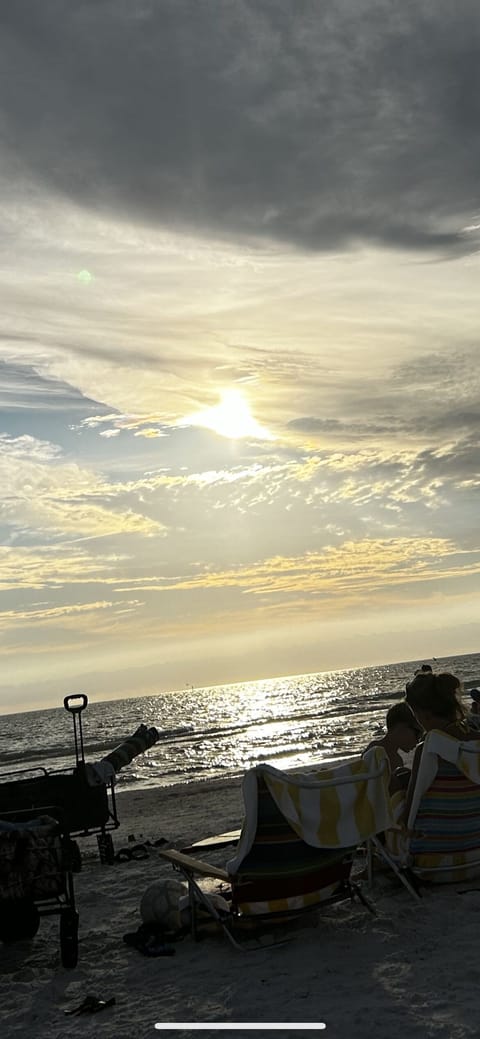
left=227, top=748, right=392, bottom=873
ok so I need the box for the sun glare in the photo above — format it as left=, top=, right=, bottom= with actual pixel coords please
left=185, top=390, right=274, bottom=440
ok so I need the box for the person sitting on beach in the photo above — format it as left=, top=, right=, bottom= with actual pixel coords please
left=405, top=662, right=432, bottom=693
left=400, top=671, right=479, bottom=822
left=365, top=702, right=421, bottom=790
left=467, top=688, right=480, bottom=731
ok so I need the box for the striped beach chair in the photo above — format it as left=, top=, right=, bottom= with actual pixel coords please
left=158, top=748, right=394, bottom=947
left=226, top=774, right=354, bottom=916
left=386, top=732, right=480, bottom=883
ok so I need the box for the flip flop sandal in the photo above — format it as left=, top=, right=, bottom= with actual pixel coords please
left=114, top=848, right=132, bottom=863
left=130, top=843, right=150, bottom=860
left=88, top=997, right=116, bottom=1013
left=64, top=996, right=116, bottom=1015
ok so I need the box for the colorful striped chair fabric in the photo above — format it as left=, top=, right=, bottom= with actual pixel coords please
left=159, top=749, right=393, bottom=943
left=227, top=751, right=393, bottom=915
left=386, top=732, right=480, bottom=882
left=228, top=776, right=354, bottom=915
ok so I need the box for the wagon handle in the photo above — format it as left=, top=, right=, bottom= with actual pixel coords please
left=64, top=694, right=88, bottom=714
left=63, top=694, right=88, bottom=765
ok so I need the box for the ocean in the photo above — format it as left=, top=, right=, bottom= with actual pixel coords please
left=1, top=652, right=479, bottom=794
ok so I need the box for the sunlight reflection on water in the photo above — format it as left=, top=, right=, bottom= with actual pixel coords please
left=1, top=652, right=479, bottom=791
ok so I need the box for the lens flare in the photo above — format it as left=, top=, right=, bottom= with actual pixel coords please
left=76, top=269, right=94, bottom=284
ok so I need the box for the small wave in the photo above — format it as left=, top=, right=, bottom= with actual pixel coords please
left=156, top=725, right=195, bottom=740
left=1, top=651, right=478, bottom=794
left=0, top=740, right=118, bottom=767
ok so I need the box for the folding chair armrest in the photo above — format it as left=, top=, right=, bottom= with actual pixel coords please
left=157, top=847, right=229, bottom=882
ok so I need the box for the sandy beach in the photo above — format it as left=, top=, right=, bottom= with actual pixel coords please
left=1, top=777, right=479, bottom=1039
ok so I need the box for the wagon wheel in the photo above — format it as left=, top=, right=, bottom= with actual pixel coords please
left=60, top=907, right=79, bottom=968
left=0, top=898, right=40, bottom=943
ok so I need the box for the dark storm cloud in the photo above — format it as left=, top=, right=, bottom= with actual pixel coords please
left=1, top=1, right=480, bottom=252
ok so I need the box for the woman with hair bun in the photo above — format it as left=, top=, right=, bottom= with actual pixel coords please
left=399, top=671, right=477, bottom=823
left=405, top=671, right=468, bottom=737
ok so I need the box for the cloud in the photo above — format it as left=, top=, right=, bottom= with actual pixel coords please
left=0, top=546, right=125, bottom=591
left=287, top=416, right=403, bottom=439
left=0, top=433, right=166, bottom=538
left=0, top=433, right=61, bottom=462
left=2, top=407, right=476, bottom=582
left=287, top=345, right=480, bottom=446
left=0, top=359, right=100, bottom=412
left=0, top=359, right=117, bottom=451
left=0, top=598, right=142, bottom=630
left=20, top=500, right=163, bottom=538
left=1, top=2, right=480, bottom=253
left=96, top=535, right=480, bottom=603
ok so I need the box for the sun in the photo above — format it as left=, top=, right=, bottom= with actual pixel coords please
left=184, top=389, right=274, bottom=440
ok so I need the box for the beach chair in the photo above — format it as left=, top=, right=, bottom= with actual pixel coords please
left=385, top=731, right=480, bottom=883
left=158, top=748, right=394, bottom=948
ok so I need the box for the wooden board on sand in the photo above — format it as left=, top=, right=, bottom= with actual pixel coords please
left=180, top=829, right=241, bottom=854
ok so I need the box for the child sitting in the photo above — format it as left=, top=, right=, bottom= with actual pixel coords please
left=467, top=688, right=480, bottom=730
left=365, top=702, right=421, bottom=790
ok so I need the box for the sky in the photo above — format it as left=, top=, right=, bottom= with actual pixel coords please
left=0, top=1, right=479, bottom=713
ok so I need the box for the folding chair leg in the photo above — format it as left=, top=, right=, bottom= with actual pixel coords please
left=366, top=839, right=374, bottom=889
left=370, top=835, right=422, bottom=902
left=172, top=864, right=245, bottom=951
left=188, top=874, right=245, bottom=950
left=350, top=881, right=376, bottom=915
